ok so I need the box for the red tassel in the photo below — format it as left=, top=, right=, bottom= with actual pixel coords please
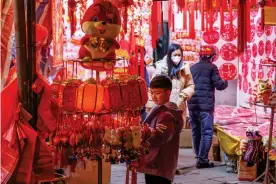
left=160, top=2, right=164, bottom=36
left=172, top=13, right=175, bottom=32
left=131, top=169, right=137, bottom=184
left=261, top=6, right=264, bottom=32
left=189, top=2, right=195, bottom=38
left=168, top=0, right=172, bottom=30
left=123, top=7, right=128, bottom=33
left=237, top=0, right=246, bottom=53
left=246, top=0, right=251, bottom=42
left=140, top=47, right=145, bottom=79
left=195, top=1, right=198, bottom=19
left=151, top=2, right=158, bottom=49
left=125, top=166, right=130, bottom=184
left=229, top=0, right=233, bottom=35
left=220, top=0, right=224, bottom=30
left=135, top=46, right=139, bottom=75
left=129, top=24, right=135, bottom=53
left=201, top=0, right=205, bottom=31
left=183, top=0, right=188, bottom=30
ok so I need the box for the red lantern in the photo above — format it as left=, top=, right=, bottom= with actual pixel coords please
left=62, top=80, right=81, bottom=112
left=51, top=82, right=65, bottom=107
left=104, top=82, right=123, bottom=111
left=77, top=81, right=104, bottom=113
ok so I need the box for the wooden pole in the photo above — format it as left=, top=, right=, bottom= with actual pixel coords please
left=27, top=0, right=37, bottom=129
left=13, top=0, right=28, bottom=110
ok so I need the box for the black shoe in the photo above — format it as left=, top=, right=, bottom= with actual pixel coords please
left=196, top=161, right=215, bottom=169
left=175, top=169, right=180, bottom=175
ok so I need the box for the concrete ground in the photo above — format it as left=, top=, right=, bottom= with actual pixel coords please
left=110, top=149, right=262, bottom=184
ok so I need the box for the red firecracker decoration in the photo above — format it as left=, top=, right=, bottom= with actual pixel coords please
left=237, top=0, right=246, bottom=53
left=68, top=0, right=78, bottom=36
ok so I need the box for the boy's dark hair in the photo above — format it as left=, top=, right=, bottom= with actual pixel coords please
left=150, top=75, right=172, bottom=91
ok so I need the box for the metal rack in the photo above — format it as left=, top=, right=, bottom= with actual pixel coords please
left=252, top=61, right=276, bottom=184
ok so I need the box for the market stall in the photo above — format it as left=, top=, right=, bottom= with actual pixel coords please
left=1, top=0, right=276, bottom=183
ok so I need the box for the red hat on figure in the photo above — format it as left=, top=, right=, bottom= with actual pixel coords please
left=199, top=45, right=216, bottom=60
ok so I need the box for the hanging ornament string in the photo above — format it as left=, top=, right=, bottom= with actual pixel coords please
left=201, top=0, right=205, bottom=31
left=183, top=0, right=188, bottom=30
left=68, top=0, right=77, bottom=36
left=237, top=0, right=246, bottom=53
left=246, top=0, right=251, bottom=43
left=150, top=1, right=158, bottom=49
left=160, top=2, right=164, bottom=36
left=229, top=0, right=233, bottom=35
left=220, top=0, right=224, bottom=30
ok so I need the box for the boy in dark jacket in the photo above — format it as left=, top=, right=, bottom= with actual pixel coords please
left=138, top=75, right=184, bottom=184
left=187, top=46, right=228, bottom=168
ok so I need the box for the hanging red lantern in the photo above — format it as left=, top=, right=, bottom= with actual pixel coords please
left=62, top=80, right=82, bottom=112
left=77, top=79, right=104, bottom=113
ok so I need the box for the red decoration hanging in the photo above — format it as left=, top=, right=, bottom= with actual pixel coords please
left=237, top=0, right=246, bottom=53
left=151, top=1, right=158, bottom=49
left=68, top=0, right=77, bottom=36
left=220, top=0, right=225, bottom=30
left=246, top=0, right=251, bottom=43
left=201, top=0, right=205, bottom=31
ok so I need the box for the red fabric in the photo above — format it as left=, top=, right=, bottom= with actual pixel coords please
left=1, top=121, right=21, bottom=184
left=15, top=123, right=38, bottom=184
left=32, top=76, right=57, bottom=132
left=1, top=0, right=14, bottom=86
left=1, top=79, right=18, bottom=136
left=33, top=137, right=55, bottom=181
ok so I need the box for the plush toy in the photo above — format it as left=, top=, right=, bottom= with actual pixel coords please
left=111, top=129, right=122, bottom=148
left=131, top=126, right=141, bottom=149
left=103, top=126, right=112, bottom=144
left=269, top=149, right=276, bottom=161
left=123, top=129, right=133, bottom=150
left=79, top=1, right=121, bottom=70
left=257, top=79, right=272, bottom=105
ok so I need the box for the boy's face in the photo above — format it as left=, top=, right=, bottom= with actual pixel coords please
left=150, top=88, right=171, bottom=105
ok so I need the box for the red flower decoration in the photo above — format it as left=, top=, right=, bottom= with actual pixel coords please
left=265, top=40, right=272, bottom=56
left=219, top=63, right=237, bottom=80
left=220, top=43, right=238, bottom=61
left=252, top=43, right=257, bottom=58
left=220, top=24, right=238, bottom=42
left=258, top=40, right=265, bottom=56
left=203, top=29, right=220, bottom=44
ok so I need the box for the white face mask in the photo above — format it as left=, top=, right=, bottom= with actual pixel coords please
left=171, top=56, right=182, bottom=65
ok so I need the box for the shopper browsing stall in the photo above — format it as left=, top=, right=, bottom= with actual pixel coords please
left=138, top=75, right=184, bottom=184
left=187, top=45, right=228, bottom=168
left=146, top=43, right=195, bottom=125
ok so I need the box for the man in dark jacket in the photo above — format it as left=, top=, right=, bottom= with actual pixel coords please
left=187, top=46, right=228, bottom=168
left=138, top=75, right=184, bottom=184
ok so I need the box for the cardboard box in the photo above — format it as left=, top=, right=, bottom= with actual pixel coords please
left=238, top=160, right=257, bottom=181
left=179, top=129, right=193, bottom=148
left=67, top=158, right=111, bottom=184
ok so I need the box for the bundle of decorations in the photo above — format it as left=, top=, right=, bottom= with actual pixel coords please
left=50, top=76, right=148, bottom=113
left=48, top=75, right=151, bottom=169
left=240, top=127, right=265, bottom=167
left=250, top=79, right=273, bottom=105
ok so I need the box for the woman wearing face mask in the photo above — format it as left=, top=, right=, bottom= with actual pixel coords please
left=146, top=43, right=195, bottom=124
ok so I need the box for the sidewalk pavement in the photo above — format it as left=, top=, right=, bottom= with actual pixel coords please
left=110, top=149, right=261, bottom=184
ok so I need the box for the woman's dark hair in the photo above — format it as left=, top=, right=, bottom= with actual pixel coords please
left=167, top=43, right=183, bottom=79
